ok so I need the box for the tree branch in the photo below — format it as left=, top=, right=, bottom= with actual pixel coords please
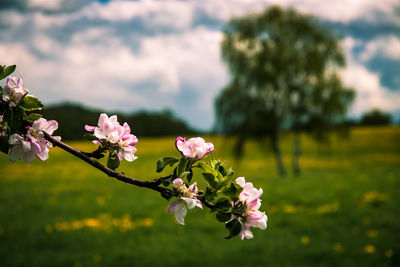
left=44, top=132, right=168, bottom=194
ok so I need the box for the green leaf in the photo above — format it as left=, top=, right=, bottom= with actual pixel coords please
left=224, top=167, right=235, bottom=181
left=156, top=157, right=179, bottom=172
left=204, top=187, right=215, bottom=202
left=201, top=172, right=218, bottom=188
left=216, top=212, right=232, bottom=223
left=214, top=197, right=232, bottom=213
left=107, top=152, right=120, bottom=170
left=0, top=65, right=16, bottom=80
left=180, top=171, right=191, bottom=180
left=19, top=96, right=43, bottom=111
left=197, top=161, right=215, bottom=173
left=222, top=182, right=241, bottom=200
left=0, top=136, right=9, bottom=154
left=176, top=157, right=188, bottom=177
left=218, top=164, right=227, bottom=176
left=26, top=113, right=42, bottom=121
left=225, top=219, right=242, bottom=239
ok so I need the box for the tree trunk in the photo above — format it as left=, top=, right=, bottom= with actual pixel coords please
left=271, top=132, right=286, bottom=177
left=293, top=130, right=301, bottom=176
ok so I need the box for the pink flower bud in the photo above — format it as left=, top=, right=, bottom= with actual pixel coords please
left=172, top=178, right=183, bottom=188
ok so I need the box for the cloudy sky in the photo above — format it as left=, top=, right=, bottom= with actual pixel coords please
left=0, top=0, right=399, bottom=130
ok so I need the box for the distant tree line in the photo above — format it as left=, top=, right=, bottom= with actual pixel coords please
left=344, top=109, right=393, bottom=126
left=359, top=109, right=392, bottom=126
left=39, top=103, right=198, bottom=140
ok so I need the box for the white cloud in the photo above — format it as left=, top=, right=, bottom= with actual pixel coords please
left=0, top=10, right=26, bottom=27
left=28, top=0, right=63, bottom=11
left=194, top=0, right=399, bottom=24
left=58, top=1, right=194, bottom=30
left=340, top=64, right=400, bottom=115
left=266, top=0, right=399, bottom=23
left=340, top=36, right=400, bottom=116
left=306, top=0, right=392, bottom=22
left=33, top=34, right=62, bottom=54
left=341, top=37, right=362, bottom=62
left=360, top=35, right=400, bottom=62
left=195, top=0, right=270, bottom=21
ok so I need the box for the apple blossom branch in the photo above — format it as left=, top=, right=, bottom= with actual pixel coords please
left=1, top=67, right=268, bottom=240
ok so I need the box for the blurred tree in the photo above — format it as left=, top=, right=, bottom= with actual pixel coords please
left=215, top=6, right=354, bottom=176
left=360, top=109, right=392, bottom=126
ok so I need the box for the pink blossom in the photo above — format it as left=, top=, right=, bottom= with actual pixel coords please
left=175, top=136, right=214, bottom=159
left=9, top=134, right=36, bottom=163
left=2, top=75, right=27, bottom=107
left=235, top=177, right=268, bottom=240
left=168, top=179, right=203, bottom=225
left=236, top=177, right=263, bottom=210
left=29, top=118, right=59, bottom=136
left=85, top=114, right=138, bottom=162
left=85, top=113, right=123, bottom=144
left=8, top=118, right=60, bottom=163
left=116, top=123, right=138, bottom=162
left=238, top=209, right=268, bottom=240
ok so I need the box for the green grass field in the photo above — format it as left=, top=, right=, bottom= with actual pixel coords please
left=1, top=126, right=399, bottom=267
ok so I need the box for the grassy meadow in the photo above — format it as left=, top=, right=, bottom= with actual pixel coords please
left=0, top=126, right=399, bottom=267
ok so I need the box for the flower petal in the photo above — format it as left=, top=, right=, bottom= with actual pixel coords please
left=9, top=145, right=23, bottom=162
left=98, top=113, right=108, bottom=128
left=235, top=177, right=246, bottom=187
left=9, top=134, right=23, bottom=145
left=22, top=151, right=36, bottom=163
left=181, top=197, right=203, bottom=210
left=93, top=128, right=106, bottom=139
left=122, top=151, right=137, bottom=162
left=168, top=200, right=187, bottom=225
left=85, top=125, right=96, bottom=132
left=43, top=120, right=58, bottom=135
left=206, top=142, right=215, bottom=153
